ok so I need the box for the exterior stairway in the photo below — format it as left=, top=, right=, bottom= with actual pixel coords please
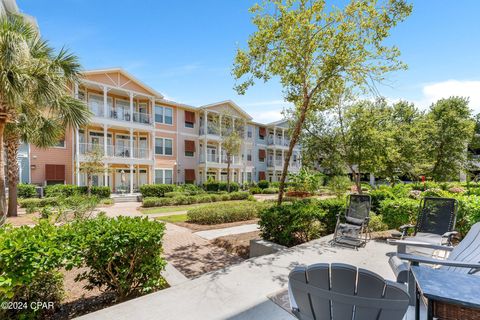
left=111, top=193, right=141, bottom=203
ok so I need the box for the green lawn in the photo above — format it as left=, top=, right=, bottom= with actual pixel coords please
left=155, top=214, right=188, bottom=223
left=140, top=200, right=251, bottom=214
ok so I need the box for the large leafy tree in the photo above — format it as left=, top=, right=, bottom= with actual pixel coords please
left=233, top=0, right=412, bottom=204
left=421, top=97, right=475, bottom=181
left=0, top=16, right=90, bottom=222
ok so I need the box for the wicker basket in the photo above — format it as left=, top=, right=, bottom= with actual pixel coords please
left=434, top=301, right=480, bottom=320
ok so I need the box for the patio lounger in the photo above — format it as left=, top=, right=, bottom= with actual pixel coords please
left=389, top=197, right=458, bottom=256
left=331, top=194, right=371, bottom=249
left=390, top=222, right=480, bottom=304
left=289, top=263, right=409, bottom=320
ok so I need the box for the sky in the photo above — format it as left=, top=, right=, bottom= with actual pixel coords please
left=17, top=0, right=480, bottom=123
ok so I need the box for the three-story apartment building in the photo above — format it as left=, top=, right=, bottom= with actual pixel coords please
left=27, top=68, right=301, bottom=193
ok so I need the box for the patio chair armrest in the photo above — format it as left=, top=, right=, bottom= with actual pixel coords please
left=442, top=231, right=459, bottom=240
left=398, top=224, right=415, bottom=236
left=397, top=253, right=480, bottom=269
left=387, top=239, right=454, bottom=251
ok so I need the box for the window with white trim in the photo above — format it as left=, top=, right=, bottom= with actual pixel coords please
left=155, top=105, right=173, bottom=125
left=155, top=138, right=173, bottom=156
left=155, top=169, right=173, bottom=184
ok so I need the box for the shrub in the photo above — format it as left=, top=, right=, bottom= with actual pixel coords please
left=187, top=201, right=267, bottom=224
left=314, top=198, right=346, bottom=233
left=249, top=186, right=262, bottom=194
left=142, top=191, right=250, bottom=207
left=69, top=216, right=167, bottom=301
left=175, top=184, right=204, bottom=193
left=228, top=191, right=250, bottom=200
left=44, top=184, right=80, bottom=197
left=369, top=187, right=396, bottom=212
left=143, top=197, right=175, bottom=207
left=270, top=181, right=280, bottom=188
left=0, top=221, right=67, bottom=319
left=368, top=213, right=389, bottom=232
left=83, top=186, right=111, bottom=198
left=327, top=176, right=352, bottom=198
left=164, top=191, right=188, bottom=198
left=261, top=187, right=279, bottom=194
left=258, top=180, right=269, bottom=189
left=378, top=198, right=420, bottom=229
left=203, top=181, right=239, bottom=192
left=139, top=184, right=175, bottom=197
left=203, top=180, right=219, bottom=192
left=453, top=195, right=480, bottom=236
left=18, top=197, right=58, bottom=209
left=259, top=200, right=327, bottom=247
left=17, top=184, right=37, bottom=198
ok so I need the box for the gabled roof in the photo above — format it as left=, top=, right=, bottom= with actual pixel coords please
left=266, top=119, right=288, bottom=127
left=199, top=100, right=253, bottom=120
left=82, top=68, right=164, bottom=98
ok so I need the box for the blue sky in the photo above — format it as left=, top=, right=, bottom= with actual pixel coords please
left=17, top=0, right=480, bottom=122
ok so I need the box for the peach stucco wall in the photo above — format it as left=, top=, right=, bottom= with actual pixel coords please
left=30, top=129, right=74, bottom=185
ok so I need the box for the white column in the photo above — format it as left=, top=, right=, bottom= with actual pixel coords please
left=204, top=110, right=208, bottom=180
left=218, top=142, right=222, bottom=163
left=103, top=86, right=108, bottom=118
left=129, top=92, right=134, bottom=123
left=150, top=98, right=155, bottom=125
left=103, top=124, right=108, bottom=156
left=104, top=164, right=108, bottom=187
left=129, top=164, right=134, bottom=194
left=273, top=127, right=276, bottom=144
left=151, top=132, right=155, bottom=161
left=219, top=114, right=222, bottom=137
left=129, top=128, right=134, bottom=159
left=282, top=149, right=285, bottom=168
left=369, top=173, right=375, bottom=186
left=217, top=169, right=221, bottom=181
left=282, top=129, right=285, bottom=145
left=75, top=129, right=80, bottom=186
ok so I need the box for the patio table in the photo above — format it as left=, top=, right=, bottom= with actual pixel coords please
left=411, top=266, right=480, bottom=320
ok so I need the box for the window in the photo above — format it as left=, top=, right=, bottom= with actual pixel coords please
left=185, top=121, right=194, bottom=128
left=155, top=169, right=173, bottom=184
left=54, top=140, right=65, bottom=148
left=185, top=151, right=194, bottom=157
left=247, top=149, right=252, bottom=161
left=155, top=106, right=173, bottom=124
left=155, top=138, right=173, bottom=156
left=247, top=126, right=253, bottom=138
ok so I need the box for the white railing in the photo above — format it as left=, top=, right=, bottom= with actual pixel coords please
left=133, top=111, right=152, bottom=124
left=267, top=135, right=288, bottom=146
left=79, top=143, right=150, bottom=160
left=89, top=104, right=152, bottom=125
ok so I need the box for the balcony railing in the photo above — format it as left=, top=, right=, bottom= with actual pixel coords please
left=88, top=103, right=152, bottom=125
left=200, top=153, right=241, bottom=164
left=267, top=159, right=283, bottom=167
left=267, top=135, right=290, bottom=146
left=79, top=143, right=150, bottom=160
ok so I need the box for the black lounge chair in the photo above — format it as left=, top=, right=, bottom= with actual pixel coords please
left=331, top=194, right=371, bottom=249
left=389, top=197, right=458, bottom=258
left=289, top=263, right=410, bottom=320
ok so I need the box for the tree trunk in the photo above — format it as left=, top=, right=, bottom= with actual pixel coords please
left=226, top=155, right=231, bottom=193
left=6, top=136, right=20, bottom=217
left=87, top=174, right=92, bottom=196
left=354, top=171, right=362, bottom=194
left=0, top=120, right=7, bottom=225
left=278, top=99, right=310, bottom=205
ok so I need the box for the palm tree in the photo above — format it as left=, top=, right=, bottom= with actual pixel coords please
left=0, top=15, right=90, bottom=222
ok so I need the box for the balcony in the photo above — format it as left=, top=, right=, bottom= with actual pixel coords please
left=88, top=103, right=153, bottom=125
left=79, top=143, right=151, bottom=160
left=267, top=159, right=283, bottom=168
left=267, top=135, right=290, bottom=147
left=200, top=153, right=241, bottom=165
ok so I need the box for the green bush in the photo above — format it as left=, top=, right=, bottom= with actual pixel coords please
left=261, top=187, right=279, bottom=194
left=164, top=191, right=188, bottom=198
left=327, top=176, right=352, bottom=197
left=368, top=213, right=389, bottom=232
left=43, top=184, right=110, bottom=198
left=142, top=191, right=250, bottom=207
left=314, top=197, right=346, bottom=233
left=249, top=186, right=262, bottom=194
left=453, top=195, right=480, bottom=236
left=203, top=181, right=239, bottom=192
left=258, top=200, right=327, bottom=247
left=378, top=198, right=420, bottom=229
left=229, top=191, right=250, bottom=200
left=140, top=184, right=175, bottom=197
left=369, top=187, right=396, bottom=212
left=18, top=197, right=58, bottom=209
left=0, top=221, right=67, bottom=319
left=187, top=201, right=267, bottom=224
left=17, top=184, right=37, bottom=198
left=270, top=182, right=280, bottom=188
left=258, top=180, right=269, bottom=189
left=68, top=216, right=167, bottom=301
left=175, top=184, right=204, bottom=193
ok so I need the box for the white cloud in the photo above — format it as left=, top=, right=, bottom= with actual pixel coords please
left=250, top=109, right=284, bottom=123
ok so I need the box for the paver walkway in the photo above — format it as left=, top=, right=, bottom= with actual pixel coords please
left=77, top=236, right=407, bottom=320
left=194, top=223, right=259, bottom=240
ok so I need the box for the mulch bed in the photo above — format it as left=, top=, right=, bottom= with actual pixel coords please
left=211, top=231, right=261, bottom=259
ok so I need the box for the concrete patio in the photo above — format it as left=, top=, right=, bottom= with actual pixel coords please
left=77, top=235, right=414, bottom=320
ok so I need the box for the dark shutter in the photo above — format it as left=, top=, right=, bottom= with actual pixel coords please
left=258, top=149, right=266, bottom=159
left=259, top=127, right=266, bottom=137
left=185, top=111, right=195, bottom=123
left=45, top=164, right=56, bottom=180
left=259, top=171, right=266, bottom=180
left=184, top=140, right=196, bottom=152
left=45, top=164, right=65, bottom=181
left=185, top=169, right=196, bottom=181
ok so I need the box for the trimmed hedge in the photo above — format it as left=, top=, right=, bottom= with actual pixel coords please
left=187, top=201, right=268, bottom=224
left=203, top=181, right=240, bottom=192
left=378, top=198, right=420, bottom=229
left=258, top=200, right=327, bottom=247
left=18, top=197, right=59, bottom=209
left=18, top=184, right=37, bottom=198
left=261, top=187, right=279, bottom=194
left=139, top=184, right=175, bottom=197
left=44, top=184, right=110, bottom=198
left=142, top=191, right=250, bottom=207
left=257, top=180, right=269, bottom=189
